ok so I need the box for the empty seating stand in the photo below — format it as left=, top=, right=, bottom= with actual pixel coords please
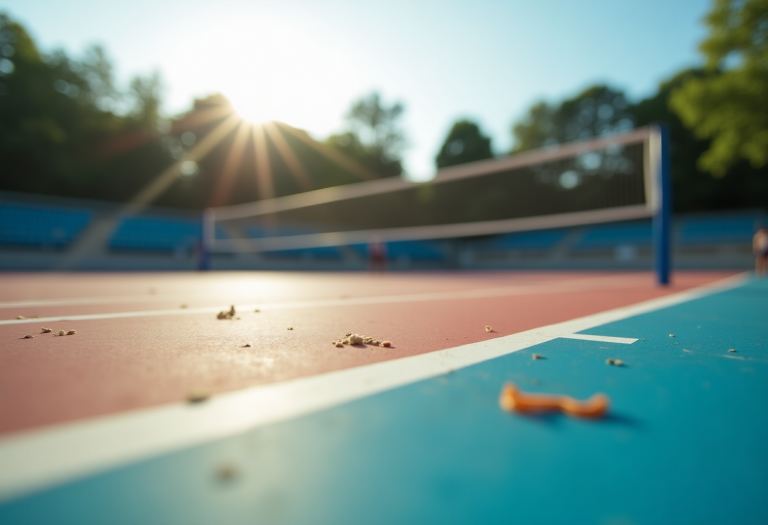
left=572, top=221, right=653, bottom=250
left=0, top=201, right=92, bottom=248
left=109, top=215, right=202, bottom=252
left=477, top=229, right=568, bottom=252
left=679, top=216, right=759, bottom=246
left=350, top=240, right=446, bottom=263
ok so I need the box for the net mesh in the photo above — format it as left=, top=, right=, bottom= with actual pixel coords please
left=206, top=128, right=655, bottom=253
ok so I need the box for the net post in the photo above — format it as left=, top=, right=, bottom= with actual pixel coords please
left=652, top=124, right=672, bottom=286
left=199, top=208, right=212, bottom=271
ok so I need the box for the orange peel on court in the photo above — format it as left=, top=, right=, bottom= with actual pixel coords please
left=498, top=382, right=609, bottom=419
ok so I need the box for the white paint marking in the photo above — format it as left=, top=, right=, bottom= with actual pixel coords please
left=0, top=274, right=652, bottom=326
left=0, top=273, right=748, bottom=503
left=560, top=334, right=638, bottom=344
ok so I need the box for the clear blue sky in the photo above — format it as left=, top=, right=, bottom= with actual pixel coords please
left=1, top=0, right=711, bottom=180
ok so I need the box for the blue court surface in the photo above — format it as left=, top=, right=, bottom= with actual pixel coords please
left=2, top=277, right=766, bottom=525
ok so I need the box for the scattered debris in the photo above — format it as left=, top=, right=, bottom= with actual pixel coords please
left=66, top=329, right=77, bottom=335
left=485, top=326, right=493, bottom=332
left=22, top=334, right=33, bottom=339
left=16, top=315, right=25, bottom=320
left=287, top=327, right=293, bottom=330
left=532, top=353, right=543, bottom=360
left=254, top=309, right=260, bottom=313
left=498, top=382, right=608, bottom=419
left=729, top=349, right=736, bottom=353
left=217, top=305, right=236, bottom=320
left=187, top=389, right=210, bottom=403
left=606, top=358, right=623, bottom=366
left=669, top=334, right=675, bottom=338
left=40, top=328, right=52, bottom=333
left=57, top=330, right=66, bottom=336
left=333, top=332, right=391, bottom=347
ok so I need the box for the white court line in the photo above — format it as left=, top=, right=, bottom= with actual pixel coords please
left=0, top=294, right=213, bottom=309
left=560, top=334, right=638, bottom=344
left=0, top=274, right=656, bottom=326
left=0, top=272, right=747, bottom=503
left=0, top=274, right=651, bottom=310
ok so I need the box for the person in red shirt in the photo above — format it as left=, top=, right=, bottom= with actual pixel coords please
left=368, top=235, right=387, bottom=273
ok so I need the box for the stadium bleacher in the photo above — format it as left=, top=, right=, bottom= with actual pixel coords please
left=0, top=192, right=763, bottom=270
left=0, top=201, right=92, bottom=248
left=109, top=215, right=202, bottom=252
left=679, top=216, right=759, bottom=245
left=571, top=220, right=653, bottom=250
left=350, top=240, right=447, bottom=262
left=475, top=229, right=568, bottom=251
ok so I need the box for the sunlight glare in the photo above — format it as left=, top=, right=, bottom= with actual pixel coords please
left=230, top=94, right=268, bottom=125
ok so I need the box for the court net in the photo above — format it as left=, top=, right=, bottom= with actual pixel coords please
left=203, top=126, right=663, bottom=254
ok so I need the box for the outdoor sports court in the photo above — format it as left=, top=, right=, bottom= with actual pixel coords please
left=1, top=270, right=766, bottom=524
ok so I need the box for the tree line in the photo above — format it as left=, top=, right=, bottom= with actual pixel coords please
left=0, top=0, right=765, bottom=212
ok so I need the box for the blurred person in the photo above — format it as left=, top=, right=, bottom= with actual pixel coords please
left=368, top=235, right=387, bottom=273
left=753, top=227, right=768, bottom=275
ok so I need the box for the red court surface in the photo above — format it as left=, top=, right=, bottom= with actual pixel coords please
left=0, top=271, right=736, bottom=437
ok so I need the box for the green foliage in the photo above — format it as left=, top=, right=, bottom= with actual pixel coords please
left=326, top=92, right=407, bottom=178
left=435, top=119, right=493, bottom=168
left=633, top=68, right=768, bottom=211
left=669, top=0, right=768, bottom=176
left=0, top=12, right=168, bottom=203
left=511, top=85, right=633, bottom=152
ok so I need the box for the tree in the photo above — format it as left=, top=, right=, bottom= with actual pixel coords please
left=669, top=0, right=768, bottom=176
left=511, top=85, right=633, bottom=152
left=633, top=68, right=768, bottom=211
left=435, top=119, right=493, bottom=168
left=326, top=92, right=407, bottom=177
left=0, top=13, right=170, bottom=203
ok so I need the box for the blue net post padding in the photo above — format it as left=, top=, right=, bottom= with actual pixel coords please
left=653, top=124, right=671, bottom=286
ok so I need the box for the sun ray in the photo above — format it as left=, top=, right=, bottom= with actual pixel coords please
left=174, top=104, right=234, bottom=131
left=124, top=112, right=242, bottom=215
left=263, top=121, right=313, bottom=192
left=275, top=121, right=377, bottom=181
left=251, top=124, right=275, bottom=201
left=209, top=121, right=252, bottom=207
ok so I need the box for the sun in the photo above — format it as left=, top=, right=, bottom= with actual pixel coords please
left=229, top=95, right=266, bottom=125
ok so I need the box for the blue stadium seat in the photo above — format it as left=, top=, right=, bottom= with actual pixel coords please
left=478, top=229, right=568, bottom=251
left=110, top=215, right=202, bottom=251
left=573, top=221, right=653, bottom=250
left=679, top=216, right=759, bottom=245
left=350, top=240, right=446, bottom=262
left=0, top=201, right=92, bottom=248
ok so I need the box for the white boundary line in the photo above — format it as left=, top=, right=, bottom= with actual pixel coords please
left=0, top=274, right=652, bottom=326
left=0, top=273, right=748, bottom=503
left=561, top=334, right=638, bottom=344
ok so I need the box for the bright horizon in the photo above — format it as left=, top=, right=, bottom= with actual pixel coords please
left=1, top=0, right=711, bottom=181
